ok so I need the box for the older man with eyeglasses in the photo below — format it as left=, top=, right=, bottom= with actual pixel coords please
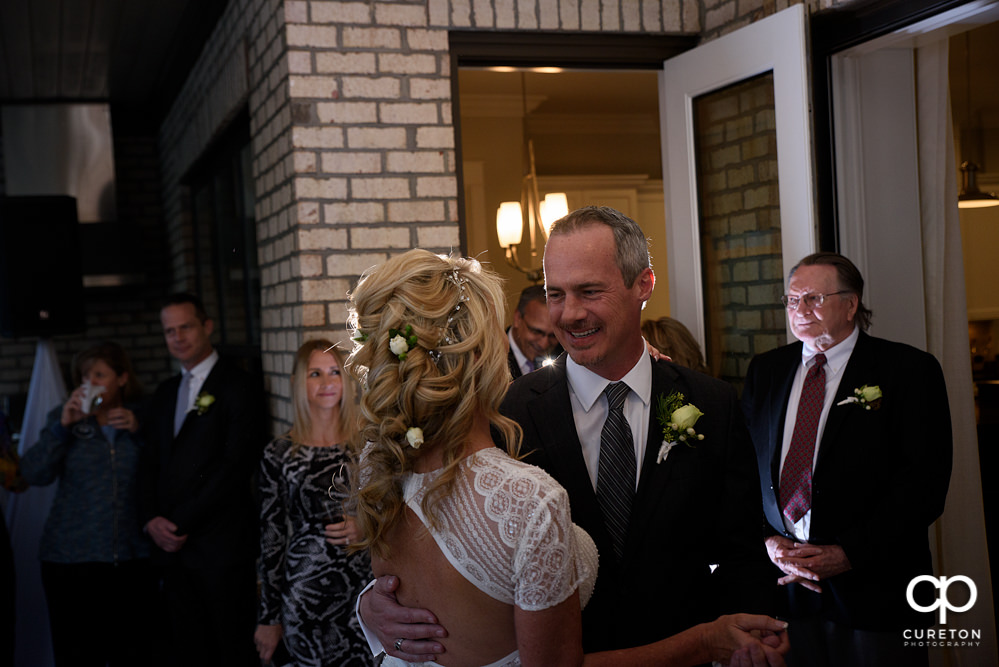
left=741, top=252, right=953, bottom=667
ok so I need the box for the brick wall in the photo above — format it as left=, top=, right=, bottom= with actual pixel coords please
left=694, top=72, right=786, bottom=390
left=152, top=0, right=707, bottom=436
left=1, top=0, right=866, bottom=433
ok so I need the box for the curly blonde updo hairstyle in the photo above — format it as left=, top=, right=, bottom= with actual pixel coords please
left=345, top=249, right=521, bottom=558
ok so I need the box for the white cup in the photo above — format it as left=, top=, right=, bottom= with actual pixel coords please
left=80, top=380, right=106, bottom=414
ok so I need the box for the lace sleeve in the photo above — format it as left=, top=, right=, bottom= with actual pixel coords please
left=512, top=481, right=589, bottom=612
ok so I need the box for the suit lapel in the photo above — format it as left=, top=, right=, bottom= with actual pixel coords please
left=768, top=344, right=802, bottom=484
left=162, top=373, right=182, bottom=451
left=630, top=358, right=678, bottom=531
left=172, top=359, right=225, bottom=445
left=529, top=359, right=611, bottom=553
left=817, top=332, right=876, bottom=465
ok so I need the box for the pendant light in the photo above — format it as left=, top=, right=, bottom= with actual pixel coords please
left=958, top=31, right=999, bottom=209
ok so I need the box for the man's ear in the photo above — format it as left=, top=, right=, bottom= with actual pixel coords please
left=636, top=267, right=655, bottom=302
left=845, top=295, right=859, bottom=322
left=204, top=318, right=215, bottom=337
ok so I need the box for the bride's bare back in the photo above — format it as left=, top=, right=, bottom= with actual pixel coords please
left=374, top=508, right=518, bottom=666
left=371, top=448, right=597, bottom=667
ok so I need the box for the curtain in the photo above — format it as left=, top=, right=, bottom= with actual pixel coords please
left=917, top=40, right=997, bottom=665
left=3, top=340, right=66, bottom=667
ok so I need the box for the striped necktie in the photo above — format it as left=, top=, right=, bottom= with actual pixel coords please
left=596, top=382, right=636, bottom=561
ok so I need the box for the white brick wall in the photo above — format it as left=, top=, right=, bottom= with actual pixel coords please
left=156, top=0, right=817, bottom=435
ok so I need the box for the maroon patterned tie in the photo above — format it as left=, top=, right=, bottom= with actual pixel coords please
left=780, top=354, right=827, bottom=524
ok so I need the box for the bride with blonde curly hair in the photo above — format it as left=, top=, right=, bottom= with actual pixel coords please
left=346, top=249, right=788, bottom=667
left=346, top=249, right=596, bottom=667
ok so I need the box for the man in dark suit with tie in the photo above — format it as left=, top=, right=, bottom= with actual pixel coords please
left=507, top=284, right=560, bottom=380
left=139, top=293, right=263, bottom=666
left=502, top=206, right=774, bottom=653
left=741, top=252, right=952, bottom=666
left=359, top=207, right=781, bottom=663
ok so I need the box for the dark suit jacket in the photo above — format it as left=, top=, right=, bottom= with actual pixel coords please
left=507, top=347, right=523, bottom=381
left=139, top=356, right=265, bottom=571
left=501, top=354, right=774, bottom=653
left=742, top=331, right=952, bottom=630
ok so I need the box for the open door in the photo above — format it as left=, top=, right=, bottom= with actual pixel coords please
left=660, top=5, right=814, bottom=386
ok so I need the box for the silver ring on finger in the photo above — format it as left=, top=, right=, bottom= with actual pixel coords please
left=394, top=638, right=404, bottom=651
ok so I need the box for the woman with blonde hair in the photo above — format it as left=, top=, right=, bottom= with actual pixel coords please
left=254, top=339, right=375, bottom=666
left=346, top=250, right=786, bottom=667
left=347, top=249, right=597, bottom=667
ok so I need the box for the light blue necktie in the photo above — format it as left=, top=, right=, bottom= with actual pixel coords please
left=173, top=371, right=191, bottom=436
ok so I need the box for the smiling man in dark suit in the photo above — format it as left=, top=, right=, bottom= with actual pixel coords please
left=741, top=253, right=952, bottom=666
left=358, top=207, right=780, bottom=664
left=139, top=293, right=263, bottom=666
left=502, top=207, right=774, bottom=653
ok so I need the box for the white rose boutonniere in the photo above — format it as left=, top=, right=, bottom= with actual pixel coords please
left=655, top=391, right=705, bottom=464
left=194, top=391, right=216, bottom=416
left=836, top=384, right=882, bottom=411
left=405, top=427, right=424, bottom=449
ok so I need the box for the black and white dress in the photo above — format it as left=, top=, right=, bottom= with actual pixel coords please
left=258, top=437, right=374, bottom=667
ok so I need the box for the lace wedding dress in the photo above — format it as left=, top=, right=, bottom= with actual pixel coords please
left=381, top=447, right=598, bottom=667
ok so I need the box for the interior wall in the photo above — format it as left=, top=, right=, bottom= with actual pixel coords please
left=457, top=69, right=668, bottom=323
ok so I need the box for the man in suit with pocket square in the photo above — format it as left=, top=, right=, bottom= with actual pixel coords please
left=139, top=293, right=264, bottom=666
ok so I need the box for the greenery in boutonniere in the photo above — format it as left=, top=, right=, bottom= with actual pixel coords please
left=655, top=391, right=704, bottom=464
left=836, top=384, right=882, bottom=411
left=194, top=391, right=216, bottom=416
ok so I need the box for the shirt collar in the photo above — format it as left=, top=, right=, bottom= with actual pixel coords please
left=185, top=349, right=219, bottom=380
left=565, top=346, right=652, bottom=412
left=508, top=328, right=530, bottom=369
left=802, top=325, right=858, bottom=375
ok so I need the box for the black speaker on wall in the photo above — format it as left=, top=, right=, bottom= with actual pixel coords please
left=0, top=195, right=85, bottom=338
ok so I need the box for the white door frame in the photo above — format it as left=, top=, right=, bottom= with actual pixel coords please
left=660, top=4, right=816, bottom=347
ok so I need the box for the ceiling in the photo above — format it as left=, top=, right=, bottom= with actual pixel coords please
left=0, top=0, right=227, bottom=124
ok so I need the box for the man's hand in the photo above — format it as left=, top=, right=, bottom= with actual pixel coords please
left=145, top=516, right=188, bottom=553
left=359, top=575, right=447, bottom=661
left=764, top=536, right=851, bottom=593
left=703, top=614, right=789, bottom=667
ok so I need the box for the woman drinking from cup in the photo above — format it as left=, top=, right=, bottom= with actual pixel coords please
left=254, top=339, right=374, bottom=666
left=20, top=341, right=151, bottom=667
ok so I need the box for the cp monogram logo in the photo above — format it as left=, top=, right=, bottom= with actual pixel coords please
left=906, top=575, right=977, bottom=624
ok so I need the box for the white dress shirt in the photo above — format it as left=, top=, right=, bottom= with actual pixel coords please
left=778, top=326, right=858, bottom=540
left=565, top=346, right=652, bottom=492
left=178, top=349, right=219, bottom=415
left=507, top=329, right=534, bottom=376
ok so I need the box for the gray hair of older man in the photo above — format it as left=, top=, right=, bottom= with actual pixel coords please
left=789, top=252, right=873, bottom=331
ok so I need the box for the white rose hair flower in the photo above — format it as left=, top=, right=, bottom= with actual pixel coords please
left=405, top=427, right=424, bottom=449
